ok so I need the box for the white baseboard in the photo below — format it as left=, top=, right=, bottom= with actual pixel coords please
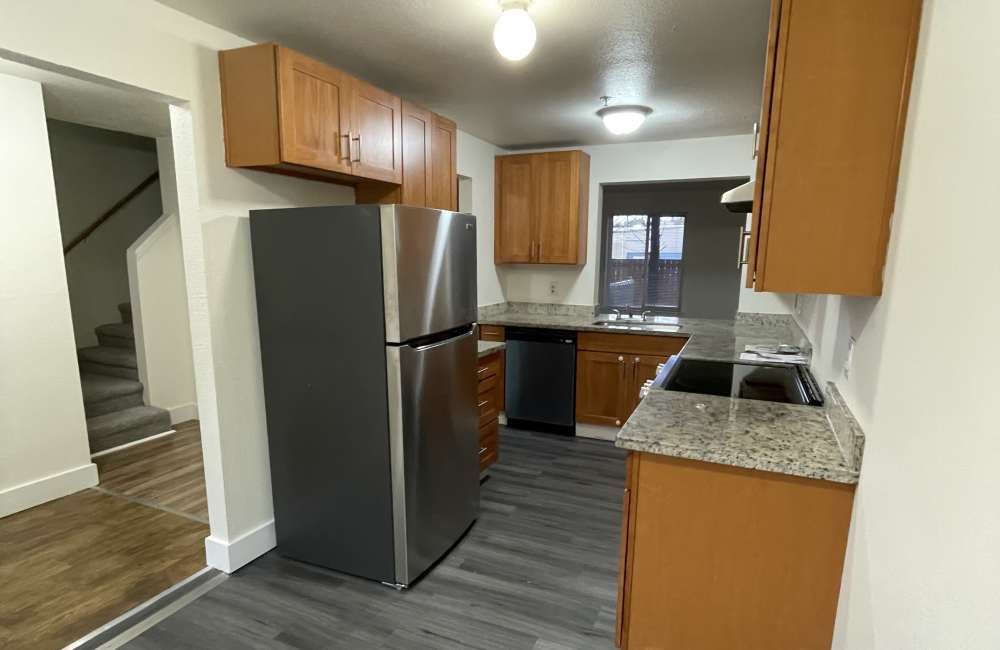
left=167, top=402, right=198, bottom=425
left=90, top=429, right=177, bottom=459
left=576, top=422, right=620, bottom=442
left=0, top=462, right=99, bottom=518
left=204, top=519, right=276, bottom=573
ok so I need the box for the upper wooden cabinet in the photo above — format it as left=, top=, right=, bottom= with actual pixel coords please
left=745, top=0, right=922, bottom=296
left=495, top=150, right=589, bottom=265
left=430, top=114, right=458, bottom=211
left=219, top=44, right=402, bottom=185
left=355, top=103, right=458, bottom=210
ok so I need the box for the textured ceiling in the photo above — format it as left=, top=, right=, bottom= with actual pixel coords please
left=155, top=0, right=770, bottom=148
left=0, top=58, right=171, bottom=137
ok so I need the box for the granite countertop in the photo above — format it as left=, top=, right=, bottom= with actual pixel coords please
left=478, top=304, right=811, bottom=365
left=477, top=340, right=506, bottom=358
left=478, top=302, right=864, bottom=484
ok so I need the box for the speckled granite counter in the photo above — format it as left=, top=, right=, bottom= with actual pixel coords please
left=477, top=340, right=505, bottom=358
left=616, top=384, right=863, bottom=483
left=478, top=302, right=864, bottom=484
left=478, top=303, right=810, bottom=364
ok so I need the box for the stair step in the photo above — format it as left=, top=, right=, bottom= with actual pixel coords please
left=87, top=405, right=171, bottom=453
left=118, top=302, right=133, bottom=324
left=96, top=322, right=135, bottom=350
left=78, top=346, right=139, bottom=380
left=80, top=373, right=144, bottom=418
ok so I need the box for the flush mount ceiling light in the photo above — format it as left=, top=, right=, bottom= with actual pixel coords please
left=597, top=97, right=653, bottom=135
left=494, top=0, right=536, bottom=61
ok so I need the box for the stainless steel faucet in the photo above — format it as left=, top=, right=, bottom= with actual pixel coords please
left=611, top=308, right=621, bottom=321
left=641, top=310, right=651, bottom=322
left=625, top=305, right=634, bottom=318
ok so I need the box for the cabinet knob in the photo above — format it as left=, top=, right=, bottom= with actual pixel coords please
left=618, top=355, right=624, bottom=362
left=615, top=419, right=621, bottom=426
left=634, top=357, right=640, bottom=363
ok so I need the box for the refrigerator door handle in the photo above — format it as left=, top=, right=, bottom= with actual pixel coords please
left=409, top=327, right=475, bottom=352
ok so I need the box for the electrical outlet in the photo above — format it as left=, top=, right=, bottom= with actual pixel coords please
left=844, top=336, right=856, bottom=379
left=549, top=280, right=558, bottom=296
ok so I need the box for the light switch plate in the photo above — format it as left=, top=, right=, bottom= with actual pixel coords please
left=844, top=336, right=856, bottom=379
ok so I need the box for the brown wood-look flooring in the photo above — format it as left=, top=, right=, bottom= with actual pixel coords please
left=0, top=489, right=207, bottom=650
left=95, top=420, right=209, bottom=522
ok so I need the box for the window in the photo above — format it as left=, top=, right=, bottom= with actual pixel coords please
left=600, top=213, right=686, bottom=312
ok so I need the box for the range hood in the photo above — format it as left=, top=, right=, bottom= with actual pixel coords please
left=721, top=179, right=754, bottom=213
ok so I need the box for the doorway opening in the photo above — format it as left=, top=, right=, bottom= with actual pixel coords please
left=0, top=60, right=211, bottom=649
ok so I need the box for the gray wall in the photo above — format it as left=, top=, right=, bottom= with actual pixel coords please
left=48, top=120, right=162, bottom=347
left=601, top=178, right=748, bottom=319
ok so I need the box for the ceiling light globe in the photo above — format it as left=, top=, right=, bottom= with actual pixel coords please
left=598, top=106, right=652, bottom=135
left=493, top=7, right=536, bottom=61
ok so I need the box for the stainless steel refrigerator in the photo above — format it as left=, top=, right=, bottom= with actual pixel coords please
left=250, top=204, right=479, bottom=588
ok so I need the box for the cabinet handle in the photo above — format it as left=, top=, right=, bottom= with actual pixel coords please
left=479, top=446, right=488, bottom=455
left=618, top=355, right=624, bottom=363
left=351, top=134, right=361, bottom=163
left=737, top=226, right=752, bottom=268
left=752, top=121, right=759, bottom=159
left=340, top=133, right=351, bottom=161
left=478, top=400, right=489, bottom=408
left=477, top=366, right=488, bottom=374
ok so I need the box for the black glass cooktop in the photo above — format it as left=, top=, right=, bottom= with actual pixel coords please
left=658, top=358, right=824, bottom=406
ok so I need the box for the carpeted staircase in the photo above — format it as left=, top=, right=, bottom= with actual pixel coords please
left=78, top=302, right=171, bottom=453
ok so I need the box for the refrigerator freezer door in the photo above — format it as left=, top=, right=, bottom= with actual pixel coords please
left=385, top=327, right=480, bottom=586
left=380, top=205, right=477, bottom=343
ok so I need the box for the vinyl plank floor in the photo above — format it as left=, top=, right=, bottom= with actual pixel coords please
left=126, top=427, right=629, bottom=649
left=95, top=420, right=209, bottom=522
left=0, top=489, right=208, bottom=649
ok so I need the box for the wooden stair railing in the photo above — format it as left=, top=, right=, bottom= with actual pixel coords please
left=62, top=171, right=160, bottom=254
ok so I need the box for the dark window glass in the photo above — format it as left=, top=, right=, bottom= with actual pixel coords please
left=601, top=214, right=685, bottom=311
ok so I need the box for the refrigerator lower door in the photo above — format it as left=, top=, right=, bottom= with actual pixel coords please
left=380, top=205, right=478, bottom=343
left=385, top=327, right=480, bottom=586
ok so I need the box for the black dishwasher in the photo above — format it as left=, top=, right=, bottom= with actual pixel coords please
left=504, top=327, right=576, bottom=436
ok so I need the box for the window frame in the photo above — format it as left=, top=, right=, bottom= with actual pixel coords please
left=597, top=210, right=688, bottom=315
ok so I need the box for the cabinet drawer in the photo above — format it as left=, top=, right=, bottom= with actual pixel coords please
left=479, top=419, right=499, bottom=471
left=578, top=332, right=687, bottom=357
left=478, top=372, right=499, bottom=395
left=477, top=352, right=501, bottom=380
left=478, top=387, right=499, bottom=427
left=479, top=324, right=506, bottom=341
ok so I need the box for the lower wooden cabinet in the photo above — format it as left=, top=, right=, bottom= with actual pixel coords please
left=476, top=350, right=503, bottom=471
left=576, top=333, right=687, bottom=427
left=616, top=451, right=855, bottom=649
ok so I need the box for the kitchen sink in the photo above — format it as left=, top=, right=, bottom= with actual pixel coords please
left=591, top=321, right=682, bottom=333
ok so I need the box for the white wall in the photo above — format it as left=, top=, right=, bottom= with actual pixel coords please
left=0, top=74, right=97, bottom=517
left=457, top=129, right=506, bottom=306
left=495, top=135, right=794, bottom=312
left=127, top=213, right=198, bottom=424
left=1, top=0, right=352, bottom=570
left=787, top=1, right=1000, bottom=646
left=48, top=119, right=162, bottom=347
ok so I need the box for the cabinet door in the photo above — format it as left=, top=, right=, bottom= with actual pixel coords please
left=576, top=350, right=628, bottom=427
left=349, top=77, right=402, bottom=184
left=494, top=155, right=536, bottom=263
left=749, top=0, right=922, bottom=295
left=626, top=354, right=666, bottom=416
left=536, top=151, right=583, bottom=264
left=276, top=47, right=351, bottom=173
left=430, top=114, right=458, bottom=211
left=399, top=101, right=433, bottom=206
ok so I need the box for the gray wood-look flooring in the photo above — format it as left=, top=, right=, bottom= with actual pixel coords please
left=125, top=427, right=629, bottom=649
